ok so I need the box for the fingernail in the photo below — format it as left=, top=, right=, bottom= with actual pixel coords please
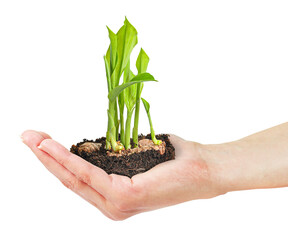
left=37, top=145, right=43, bottom=150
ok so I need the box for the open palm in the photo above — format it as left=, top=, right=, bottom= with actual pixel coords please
left=22, top=130, right=223, bottom=220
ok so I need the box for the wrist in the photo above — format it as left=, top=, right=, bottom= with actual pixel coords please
left=197, top=142, right=243, bottom=194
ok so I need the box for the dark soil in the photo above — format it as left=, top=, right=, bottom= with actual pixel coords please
left=70, top=134, right=175, bottom=178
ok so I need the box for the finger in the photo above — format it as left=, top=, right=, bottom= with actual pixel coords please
left=37, top=131, right=52, bottom=139
left=38, top=138, right=115, bottom=200
left=37, top=139, right=152, bottom=217
left=21, top=130, right=49, bottom=150
left=21, top=130, right=51, bottom=141
left=21, top=130, right=114, bottom=218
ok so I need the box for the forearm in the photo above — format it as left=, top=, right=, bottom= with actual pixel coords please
left=200, top=122, right=288, bottom=192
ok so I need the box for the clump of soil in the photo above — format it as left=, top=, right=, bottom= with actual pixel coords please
left=70, top=134, right=175, bottom=178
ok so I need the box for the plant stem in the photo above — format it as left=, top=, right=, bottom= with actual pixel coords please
left=105, top=132, right=111, bottom=150
left=147, top=113, right=162, bottom=145
left=106, top=102, right=114, bottom=150
left=109, top=132, right=123, bottom=152
left=109, top=101, right=116, bottom=138
left=141, top=97, right=162, bottom=146
left=132, top=84, right=141, bottom=146
left=114, top=103, right=119, bottom=140
left=125, top=110, right=134, bottom=149
left=119, top=107, right=125, bottom=146
left=106, top=100, right=123, bottom=152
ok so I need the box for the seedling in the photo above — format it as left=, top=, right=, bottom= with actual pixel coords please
left=104, top=17, right=161, bottom=152
left=71, top=18, right=175, bottom=178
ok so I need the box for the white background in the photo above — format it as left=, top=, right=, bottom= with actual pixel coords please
left=1, top=0, right=288, bottom=239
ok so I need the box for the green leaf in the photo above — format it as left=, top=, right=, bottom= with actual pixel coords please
left=141, top=97, right=161, bottom=145
left=135, top=48, right=149, bottom=97
left=110, top=18, right=138, bottom=88
left=105, top=27, right=118, bottom=87
left=105, top=47, right=110, bottom=70
left=109, top=28, right=117, bottom=73
left=108, top=73, right=156, bottom=102
left=105, top=27, right=117, bottom=69
left=104, top=55, right=112, bottom=92
left=118, top=18, right=138, bottom=75
left=141, top=97, right=150, bottom=113
left=123, top=60, right=137, bottom=111
left=130, top=72, right=155, bottom=82
left=136, top=48, right=149, bottom=74
left=118, top=91, right=124, bottom=112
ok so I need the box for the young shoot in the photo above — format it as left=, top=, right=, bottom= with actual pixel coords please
left=133, top=48, right=150, bottom=147
left=141, top=98, right=162, bottom=145
left=123, top=60, right=136, bottom=149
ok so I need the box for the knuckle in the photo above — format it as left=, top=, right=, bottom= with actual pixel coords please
left=40, top=138, right=51, bottom=145
left=59, top=151, right=72, bottom=165
left=78, top=172, right=92, bottom=185
left=61, top=177, right=80, bottom=191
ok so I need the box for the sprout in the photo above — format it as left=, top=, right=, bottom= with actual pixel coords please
left=133, top=48, right=149, bottom=147
left=104, top=18, right=161, bottom=152
left=141, top=98, right=162, bottom=145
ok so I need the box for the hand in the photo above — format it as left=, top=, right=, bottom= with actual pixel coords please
left=21, top=130, right=226, bottom=220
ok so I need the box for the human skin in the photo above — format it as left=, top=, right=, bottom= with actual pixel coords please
left=21, top=122, right=288, bottom=220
